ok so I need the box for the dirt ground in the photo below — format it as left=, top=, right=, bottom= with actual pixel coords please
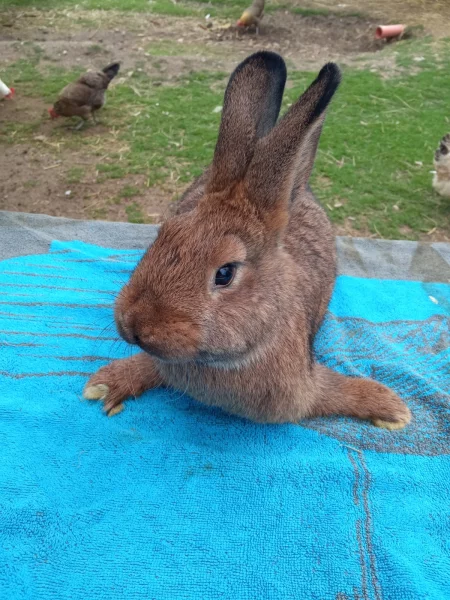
left=0, top=1, right=449, bottom=234
left=0, top=9, right=394, bottom=81
left=302, top=0, right=450, bottom=39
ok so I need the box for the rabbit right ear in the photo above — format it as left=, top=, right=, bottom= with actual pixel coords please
left=207, top=52, right=287, bottom=194
left=245, top=63, right=341, bottom=220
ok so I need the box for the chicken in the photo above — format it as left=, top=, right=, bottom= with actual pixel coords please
left=432, top=134, right=450, bottom=198
left=237, top=0, right=265, bottom=34
left=48, top=62, right=120, bottom=130
left=0, top=78, right=15, bottom=100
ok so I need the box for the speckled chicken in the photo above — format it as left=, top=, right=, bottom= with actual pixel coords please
left=48, top=62, right=120, bottom=130
left=432, top=133, right=450, bottom=198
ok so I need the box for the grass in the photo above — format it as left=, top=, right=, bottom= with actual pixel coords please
left=3, top=43, right=450, bottom=237
left=310, top=66, right=450, bottom=237
left=85, top=44, right=105, bottom=56
left=111, top=71, right=225, bottom=185
left=146, top=41, right=211, bottom=58
left=3, top=59, right=83, bottom=101
left=125, top=202, right=145, bottom=223
left=0, top=0, right=201, bottom=17
left=0, top=0, right=358, bottom=20
left=1, top=1, right=450, bottom=237
left=67, top=167, right=85, bottom=183
left=0, top=0, right=241, bottom=19
left=119, top=185, right=141, bottom=198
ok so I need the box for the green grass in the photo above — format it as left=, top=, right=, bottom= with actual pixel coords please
left=3, top=59, right=83, bottom=100
left=1, top=1, right=450, bottom=238
left=266, top=5, right=330, bottom=17
left=110, top=71, right=225, bottom=185
left=67, top=167, right=85, bottom=183
left=1, top=0, right=193, bottom=11
left=96, top=163, right=128, bottom=180
left=111, top=52, right=450, bottom=238
left=23, top=180, right=37, bottom=189
left=309, top=65, right=449, bottom=237
left=119, top=185, right=141, bottom=198
left=125, top=202, right=145, bottom=223
left=0, top=0, right=213, bottom=18
left=146, top=41, right=210, bottom=57
left=0, top=0, right=360, bottom=20
left=85, top=43, right=105, bottom=56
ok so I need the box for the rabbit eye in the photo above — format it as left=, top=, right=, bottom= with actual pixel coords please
left=215, top=263, right=236, bottom=287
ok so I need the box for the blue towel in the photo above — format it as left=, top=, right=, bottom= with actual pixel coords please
left=1, top=239, right=449, bottom=600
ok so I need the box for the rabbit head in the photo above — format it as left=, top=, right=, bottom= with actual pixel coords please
left=115, top=51, right=340, bottom=366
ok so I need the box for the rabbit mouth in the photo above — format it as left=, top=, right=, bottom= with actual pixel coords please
left=136, top=340, right=194, bottom=363
left=137, top=347, right=251, bottom=368
left=141, top=348, right=248, bottom=368
left=195, top=348, right=253, bottom=368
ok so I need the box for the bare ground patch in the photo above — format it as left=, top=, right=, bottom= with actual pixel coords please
left=0, top=134, right=178, bottom=223
left=0, top=8, right=401, bottom=77
left=297, top=0, right=450, bottom=39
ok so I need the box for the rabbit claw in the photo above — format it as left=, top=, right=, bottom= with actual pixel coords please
left=84, top=383, right=109, bottom=401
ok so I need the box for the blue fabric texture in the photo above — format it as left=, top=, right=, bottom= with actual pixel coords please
left=0, top=240, right=449, bottom=600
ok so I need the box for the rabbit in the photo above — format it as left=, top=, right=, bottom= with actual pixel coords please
left=84, top=51, right=411, bottom=430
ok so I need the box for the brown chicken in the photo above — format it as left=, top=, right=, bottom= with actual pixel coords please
left=236, top=0, right=265, bottom=33
left=48, top=62, right=120, bottom=130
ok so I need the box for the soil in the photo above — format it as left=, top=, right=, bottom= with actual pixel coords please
left=0, top=142, right=174, bottom=222
left=301, top=0, right=450, bottom=39
left=0, top=10, right=392, bottom=78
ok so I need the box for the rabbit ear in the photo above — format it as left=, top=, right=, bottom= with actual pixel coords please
left=207, top=52, right=287, bottom=193
left=246, top=63, right=341, bottom=217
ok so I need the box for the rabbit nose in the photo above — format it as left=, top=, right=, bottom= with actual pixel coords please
left=130, top=330, right=156, bottom=353
left=115, top=309, right=140, bottom=346
left=116, top=316, right=126, bottom=339
left=135, top=336, right=156, bottom=354
left=115, top=312, right=133, bottom=343
left=131, top=333, right=165, bottom=358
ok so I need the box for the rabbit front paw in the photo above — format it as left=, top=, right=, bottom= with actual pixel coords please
left=372, top=412, right=411, bottom=431
left=83, top=353, right=164, bottom=416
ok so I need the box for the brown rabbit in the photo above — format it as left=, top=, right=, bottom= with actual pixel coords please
left=84, top=51, right=411, bottom=430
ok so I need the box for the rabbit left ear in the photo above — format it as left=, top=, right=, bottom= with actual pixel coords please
left=245, top=63, right=341, bottom=214
left=207, top=51, right=287, bottom=194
